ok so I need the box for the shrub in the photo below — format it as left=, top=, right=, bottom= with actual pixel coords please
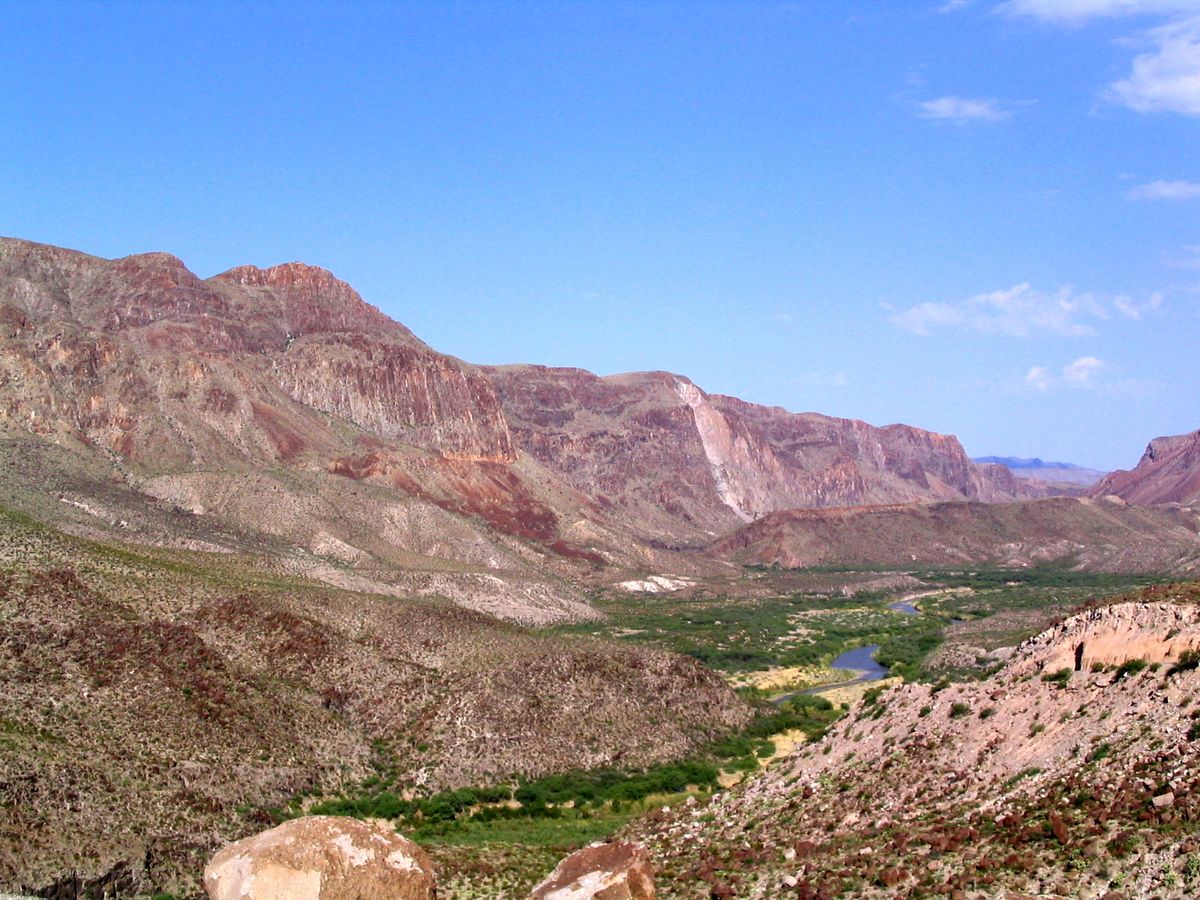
left=950, top=702, right=971, bottom=719
left=1114, top=659, right=1148, bottom=680
left=1170, top=650, right=1200, bottom=676
left=1042, top=668, right=1072, bottom=686
left=979, top=707, right=996, bottom=720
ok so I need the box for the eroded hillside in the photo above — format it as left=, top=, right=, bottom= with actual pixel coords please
left=1092, top=429, right=1200, bottom=507
left=711, top=496, right=1200, bottom=573
left=0, top=508, right=749, bottom=897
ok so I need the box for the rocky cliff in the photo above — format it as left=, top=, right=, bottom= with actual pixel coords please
left=1091, top=428, right=1200, bottom=506
left=0, top=237, right=1118, bottom=607
left=486, top=365, right=1044, bottom=546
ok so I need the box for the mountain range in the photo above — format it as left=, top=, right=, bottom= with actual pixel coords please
left=1, top=236, right=1106, bottom=617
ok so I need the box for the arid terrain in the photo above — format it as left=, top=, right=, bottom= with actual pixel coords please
left=2, top=238, right=1199, bottom=898
left=0, top=506, right=749, bottom=896
left=632, top=585, right=1200, bottom=899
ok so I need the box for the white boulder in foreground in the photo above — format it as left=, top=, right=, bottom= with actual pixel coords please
left=529, top=840, right=655, bottom=899
left=204, top=815, right=435, bottom=900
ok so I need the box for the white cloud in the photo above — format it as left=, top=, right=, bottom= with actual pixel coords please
left=999, top=0, right=1200, bottom=24
left=939, top=0, right=972, bottom=12
left=1109, top=16, right=1200, bottom=115
left=1024, top=365, right=1052, bottom=390
left=1001, top=1, right=1200, bottom=117
left=890, top=283, right=1118, bottom=336
left=1113, top=291, right=1163, bottom=317
left=1127, top=178, right=1200, bottom=198
left=917, top=96, right=1012, bottom=121
left=1062, top=356, right=1105, bottom=385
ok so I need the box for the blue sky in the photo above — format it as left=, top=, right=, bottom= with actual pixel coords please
left=3, top=0, right=1198, bottom=470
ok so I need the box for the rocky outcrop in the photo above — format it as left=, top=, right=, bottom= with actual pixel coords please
left=1091, top=428, right=1200, bottom=506
left=1010, top=600, right=1200, bottom=676
left=529, top=841, right=656, bottom=900
left=0, top=236, right=1162, bottom=589
left=710, top=496, right=1200, bottom=572
left=203, top=816, right=435, bottom=899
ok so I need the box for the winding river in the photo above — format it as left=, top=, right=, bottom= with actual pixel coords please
left=774, top=599, right=919, bottom=703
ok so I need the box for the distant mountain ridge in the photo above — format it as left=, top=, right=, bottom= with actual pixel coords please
left=973, top=455, right=1107, bottom=487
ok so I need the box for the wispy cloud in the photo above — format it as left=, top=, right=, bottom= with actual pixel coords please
left=1127, top=178, right=1200, bottom=198
left=999, top=1, right=1200, bottom=25
left=1024, top=357, right=1107, bottom=391
left=1108, top=16, right=1200, bottom=116
left=1001, top=2, right=1200, bottom=117
left=939, top=0, right=973, bottom=12
left=1063, top=355, right=1105, bottom=386
left=1024, top=365, right=1052, bottom=390
left=892, top=283, right=1094, bottom=336
left=1169, top=244, right=1200, bottom=267
left=1113, top=292, right=1164, bottom=317
left=917, top=95, right=1012, bottom=121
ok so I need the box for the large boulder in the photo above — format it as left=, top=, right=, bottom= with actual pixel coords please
left=203, top=816, right=435, bottom=900
left=529, top=840, right=655, bottom=899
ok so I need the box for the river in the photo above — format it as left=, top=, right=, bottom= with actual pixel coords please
left=774, top=600, right=918, bottom=703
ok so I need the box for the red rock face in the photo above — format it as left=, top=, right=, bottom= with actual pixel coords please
left=486, top=365, right=1045, bottom=544
left=1091, top=429, right=1200, bottom=506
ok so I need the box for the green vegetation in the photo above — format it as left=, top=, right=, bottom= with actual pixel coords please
left=1003, top=766, right=1042, bottom=788
left=281, top=694, right=843, bottom=846
left=553, top=589, right=931, bottom=673
left=554, top=566, right=1164, bottom=687
left=1170, top=650, right=1200, bottom=675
